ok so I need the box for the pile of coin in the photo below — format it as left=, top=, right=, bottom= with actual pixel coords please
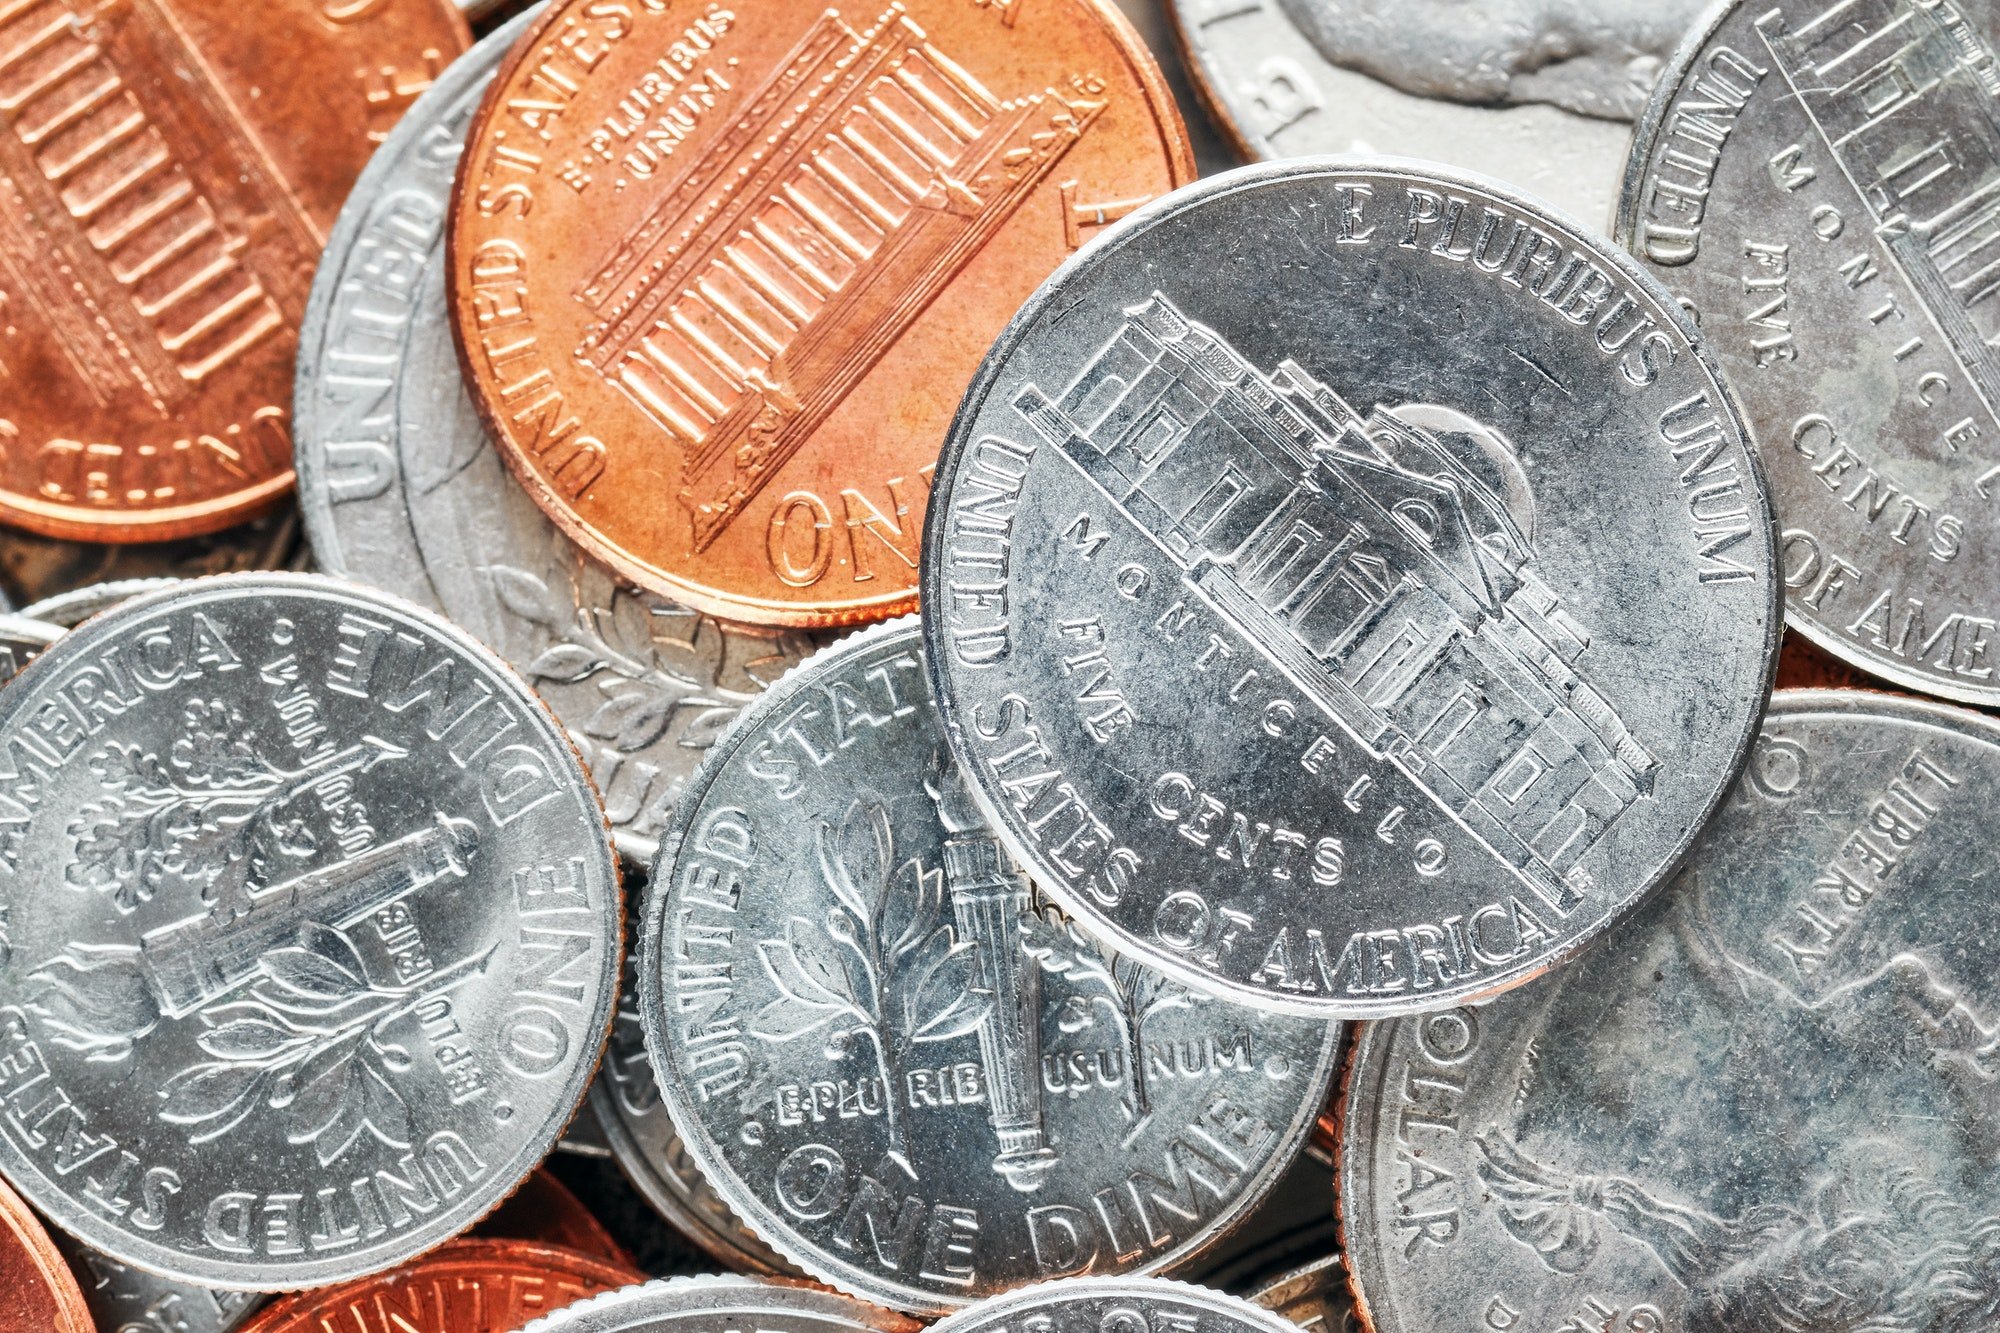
left=0, top=0, right=1987, bottom=1329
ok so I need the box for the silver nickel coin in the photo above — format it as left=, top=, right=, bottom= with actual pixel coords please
left=1167, top=0, right=1708, bottom=227
left=517, top=1275, right=916, bottom=1333
left=55, top=1233, right=264, bottom=1333
left=1619, top=0, right=2000, bottom=707
left=292, top=5, right=817, bottom=863
left=638, top=618, right=1339, bottom=1314
left=1250, top=1255, right=1360, bottom=1333
left=1340, top=688, right=2000, bottom=1333
left=929, top=1277, right=1300, bottom=1333
left=0, top=573, right=621, bottom=1288
left=921, top=158, right=1782, bottom=1018
left=590, top=949, right=792, bottom=1274
left=0, top=614, right=61, bottom=686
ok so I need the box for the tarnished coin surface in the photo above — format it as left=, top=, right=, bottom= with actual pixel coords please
left=929, top=1277, right=1299, bottom=1333
left=445, top=0, right=1193, bottom=626
left=0, top=1173, right=92, bottom=1333
left=232, top=1239, right=640, bottom=1332
left=1619, top=0, right=2000, bottom=707
left=1250, top=1255, right=1359, bottom=1332
left=1341, top=688, right=2000, bottom=1333
left=0, top=0, right=470, bottom=543
left=0, top=574, right=620, bottom=1288
left=518, top=1275, right=919, bottom=1333
left=590, top=951, right=791, bottom=1273
left=1167, top=0, right=1705, bottom=226
left=294, top=10, right=819, bottom=860
left=639, top=619, right=1339, bottom=1313
left=922, top=159, right=1782, bottom=1017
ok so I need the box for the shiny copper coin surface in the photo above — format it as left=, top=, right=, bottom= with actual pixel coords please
left=0, top=1174, right=90, bottom=1333
left=232, top=1239, right=642, bottom=1332
left=448, top=0, right=1192, bottom=626
left=0, top=0, right=469, bottom=543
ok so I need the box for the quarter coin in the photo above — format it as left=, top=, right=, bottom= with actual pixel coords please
left=445, top=0, right=1193, bottom=626
left=922, top=158, right=1782, bottom=1017
left=927, top=1276, right=1300, bottom=1333
left=638, top=618, right=1339, bottom=1314
left=231, top=1238, right=641, bottom=1332
left=294, top=8, right=822, bottom=860
left=1340, top=688, right=2000, bottom=1332
left=517, top=1275, right=919, bottom=1333
left=0, top=1173, right=91, bottom=1333
left=0, top=0, right=469, bottom=542
left=1619, top=0, right=2000, bottom=707
left=0, top=573, right=621, bottom=1288
left=1166, top=0, right=1706, bottom=225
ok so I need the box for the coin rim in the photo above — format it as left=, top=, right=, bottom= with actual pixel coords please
left=440, top=0, right=1197, bottom=628
left=516, top=1273, right=921, bottom=1333
left=917, top=152, right=1784, bottom=1018
left=0, top=571, right=624, bottom=1290
left=927, top=1275, right=1303, bottom=1333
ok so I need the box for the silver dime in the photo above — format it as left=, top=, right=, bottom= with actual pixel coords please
left=292, top=6, right=817, bottom=862
left=0, top=573, right=620, bottom=1288
left=1340, top=688, right=2000, bottom=1333
left=639, top=618, right=1339, bottom=1314
left=1167, top=0, right=1707, bottom=227
left=929, top=1277, right=1300, bottom=1333
left=921, top=158, right=1782, bottom=1018
left=517, top=1275, right=916, bottom=1333
left=1619, top=0, right=2000, bottom=707
left=0, top=614, right=60, bottom=685
left=1249, top=1255, right=1359, bottom=1333
left=590, top=949, right=792, bottom=1273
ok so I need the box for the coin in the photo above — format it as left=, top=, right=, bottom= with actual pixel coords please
left=1181, top=1148, right=1335, bottom=1293
left=0, top=573, right=621, bottom=1288
left=0, top=613, right=60, bottom=685
left=474, top=1167, right=630, bottom=1270
left=53, top=1233, right=264, bottom=1333
left=638, top=617, right=1338, bottom=1313
left=22, top=578, right=180, bottom=629
left=294, top=8, right=822, bottom=860
left=1340, top=687, right=2000, bottom=1332
left=445, top=0, right=1193, bottom=627
left=0, top=0, right=469, bottom=543
left=519, top=1275, right=920, bottom=1333
left=1250, top=1255, right=1359, bottom=1333
left=922, top=158, right=1783, bottom=1017
left=928, top=1277, right=1300, bottom=1333
left=591, top=950, right=791, bottom=1274
left=0, top=1173, right=91, bottom=1333
left=231, top=1238, right=641, bottom=1332
left=0, top=509, right=305, bottom=612
left=1167, top=0, right=1706, bottom=226
left=1619, top=1, right=2000, bottom=707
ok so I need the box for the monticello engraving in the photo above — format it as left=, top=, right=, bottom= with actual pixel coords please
left=1012, top=293, right=1657, bottom=913
left=573, top=4, right=1104, bottom=551
left=1759, top=0, right=2000, bottom=415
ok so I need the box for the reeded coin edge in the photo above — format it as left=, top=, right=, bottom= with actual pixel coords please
left=0, top=572, right=624, bottom=1291
left=918, top=153, right=1784, bottom=1019
left=927, top=1275, right=1302, bottom=1333
left=637, top=616, right=1340, bottom=1313
left=515, top=1273, right=919, bottom=1333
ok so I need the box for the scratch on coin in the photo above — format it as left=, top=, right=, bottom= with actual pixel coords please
left=1507, top=347, right=1573, bottom=400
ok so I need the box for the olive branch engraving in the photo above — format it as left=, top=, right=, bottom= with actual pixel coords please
left=747, top=796, right=991, bottom=1177
left=1019, top=906, right=1198, bottom=1127
left=488, top=566, right=747, bottom=754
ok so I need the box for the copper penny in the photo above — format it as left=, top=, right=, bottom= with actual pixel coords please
left=473, top=1167, right=632, bottom=1271
left=0, top=0, right=469, bottom=543
left=447, top=0, right=1192, bottom=626
left=0, top=1174, right=90, bottom=1333
left=232, top=1238, right=643, bottom=1332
